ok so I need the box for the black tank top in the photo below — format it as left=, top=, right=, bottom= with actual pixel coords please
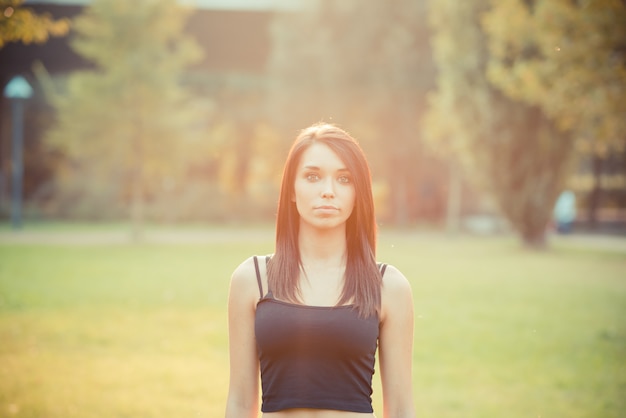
left=253, top=256, right=385, bottom=413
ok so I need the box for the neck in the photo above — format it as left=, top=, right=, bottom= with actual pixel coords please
left=298, top=224, right=347, bottom=267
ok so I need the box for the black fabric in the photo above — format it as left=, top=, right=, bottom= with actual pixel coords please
left=253, top=256, right=263, bottom=298
left=379, top=263, right=387, bottom=277
left=255, top=299, right=379, bottom=413
left=253, top=258, right=386, bottom=413
left=253, top=255, right=272, bottom=299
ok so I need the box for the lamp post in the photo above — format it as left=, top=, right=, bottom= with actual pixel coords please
left=3, top=76, right=33, bottom=230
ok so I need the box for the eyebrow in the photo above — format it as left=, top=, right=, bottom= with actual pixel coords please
left=302, top=165, right=350, bottom=172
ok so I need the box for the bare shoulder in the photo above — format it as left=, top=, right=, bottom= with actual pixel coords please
left=381, top=264, right=412, bottom=294
left=231, top=256, right=258, bottom=281
left=380, top=264, right=413, bottom=323
left=229, top=256, right=262, bottom=302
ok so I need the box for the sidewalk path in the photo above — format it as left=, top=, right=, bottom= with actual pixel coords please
left=0, top=227, right=625, bottom=254
left=550, top=233, right=626, bottom=254
left=0, top=227, right=274, bottom=245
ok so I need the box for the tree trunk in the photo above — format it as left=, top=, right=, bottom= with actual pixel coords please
left=131, top=172, right=144, bottom=243
left=131, top=120, right=144, bottom=243
left=587, top=155, right=603, bottom=230
left=520, top=227, right=548, bottom=250
left=233, top=123, right=253, bottom=196
left=446, top=161, right=461, bottom=234
left=393, top=173, right=409, bottom=226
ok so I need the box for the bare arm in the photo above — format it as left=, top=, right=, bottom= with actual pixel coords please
left=379, top=265, right=416, bottom=418
left=225, top=257, right=260, bottom=418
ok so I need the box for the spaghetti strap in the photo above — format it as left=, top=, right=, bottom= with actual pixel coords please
left=379, top=263, right=388, bottom=277
left=253, top=256, right=263, bottom=298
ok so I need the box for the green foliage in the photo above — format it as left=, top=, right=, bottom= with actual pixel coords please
left=0, top=0, right=69, bottom=48
left=424, top=0, right=573, bottom=247
left=0, top=228, right=624, bottom=417
left=45, top=0, right=210, bottom=235
left=483, top=0, right=626, bottom=155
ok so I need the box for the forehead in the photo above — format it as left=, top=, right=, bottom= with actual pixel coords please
left=297, top=142, right=346, bottom=170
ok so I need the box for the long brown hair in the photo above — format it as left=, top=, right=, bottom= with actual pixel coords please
left=267, top=122, right=381, bottom=318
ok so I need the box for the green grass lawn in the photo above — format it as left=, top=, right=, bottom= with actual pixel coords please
left=0, top=227, right=624, bottom=417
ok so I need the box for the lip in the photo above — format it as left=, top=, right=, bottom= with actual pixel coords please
left=315, top=205, right=339, bottom=210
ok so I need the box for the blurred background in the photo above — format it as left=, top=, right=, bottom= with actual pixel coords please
left=0, top=0, right=624, bottom=245
left=1, top=2, right=625, bottom=418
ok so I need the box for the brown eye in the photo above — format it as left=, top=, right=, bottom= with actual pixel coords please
left=306, top=173, right=320, bottom=182
left=337, top=175, right=351, bottom=184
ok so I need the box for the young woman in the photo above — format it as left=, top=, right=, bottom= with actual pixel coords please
left=226, top=123, right=415, bottom=418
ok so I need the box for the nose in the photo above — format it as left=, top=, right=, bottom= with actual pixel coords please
left=321, top=178, right=335, bottom=198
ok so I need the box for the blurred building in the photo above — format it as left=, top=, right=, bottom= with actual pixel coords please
left=0, top=0, right=295, bottom=85
left=1, top=1, right=623, bottom=231
left=0, top=0, right=285, bottom=220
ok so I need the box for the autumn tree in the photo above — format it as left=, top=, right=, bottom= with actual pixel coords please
left=424, top=0, right=573, bottom=248
left=482, top=0, right=626, bottom=225
left=45, top=0, right=207, bottom=239
left=483, top=0, right=626, bottom=152
left=0, top=0, right=69, bottom=48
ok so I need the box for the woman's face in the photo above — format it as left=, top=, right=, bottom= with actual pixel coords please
left=292, top=142, right=356, bottom=232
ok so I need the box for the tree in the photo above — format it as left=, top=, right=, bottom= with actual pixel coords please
left=483, top=0, right=626, bottom=153
left=0, top=0, right=69, bottom=48
left=45, top=0, right=208, bottom=239
left=424, top=0, right=573, bottom=248
left=482, top=0, right=626, bottom=225
left=266, top=0, right=436, bottom=224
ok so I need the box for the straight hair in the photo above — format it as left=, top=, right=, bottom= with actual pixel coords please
left=267, top=123, right=381, bottom=318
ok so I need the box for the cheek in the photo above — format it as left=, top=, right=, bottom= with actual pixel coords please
left=346, top=187, right=356, bottom=210
left=292, top=180, right=307, bottom=203
left=291, top=181, right=300, bottom=203
left=291, top=178, right=303, bottom=202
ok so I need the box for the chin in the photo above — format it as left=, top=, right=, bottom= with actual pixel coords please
left=299, top=217, right=338, bottom=229
left=312, top=219, right=348, bottom=231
